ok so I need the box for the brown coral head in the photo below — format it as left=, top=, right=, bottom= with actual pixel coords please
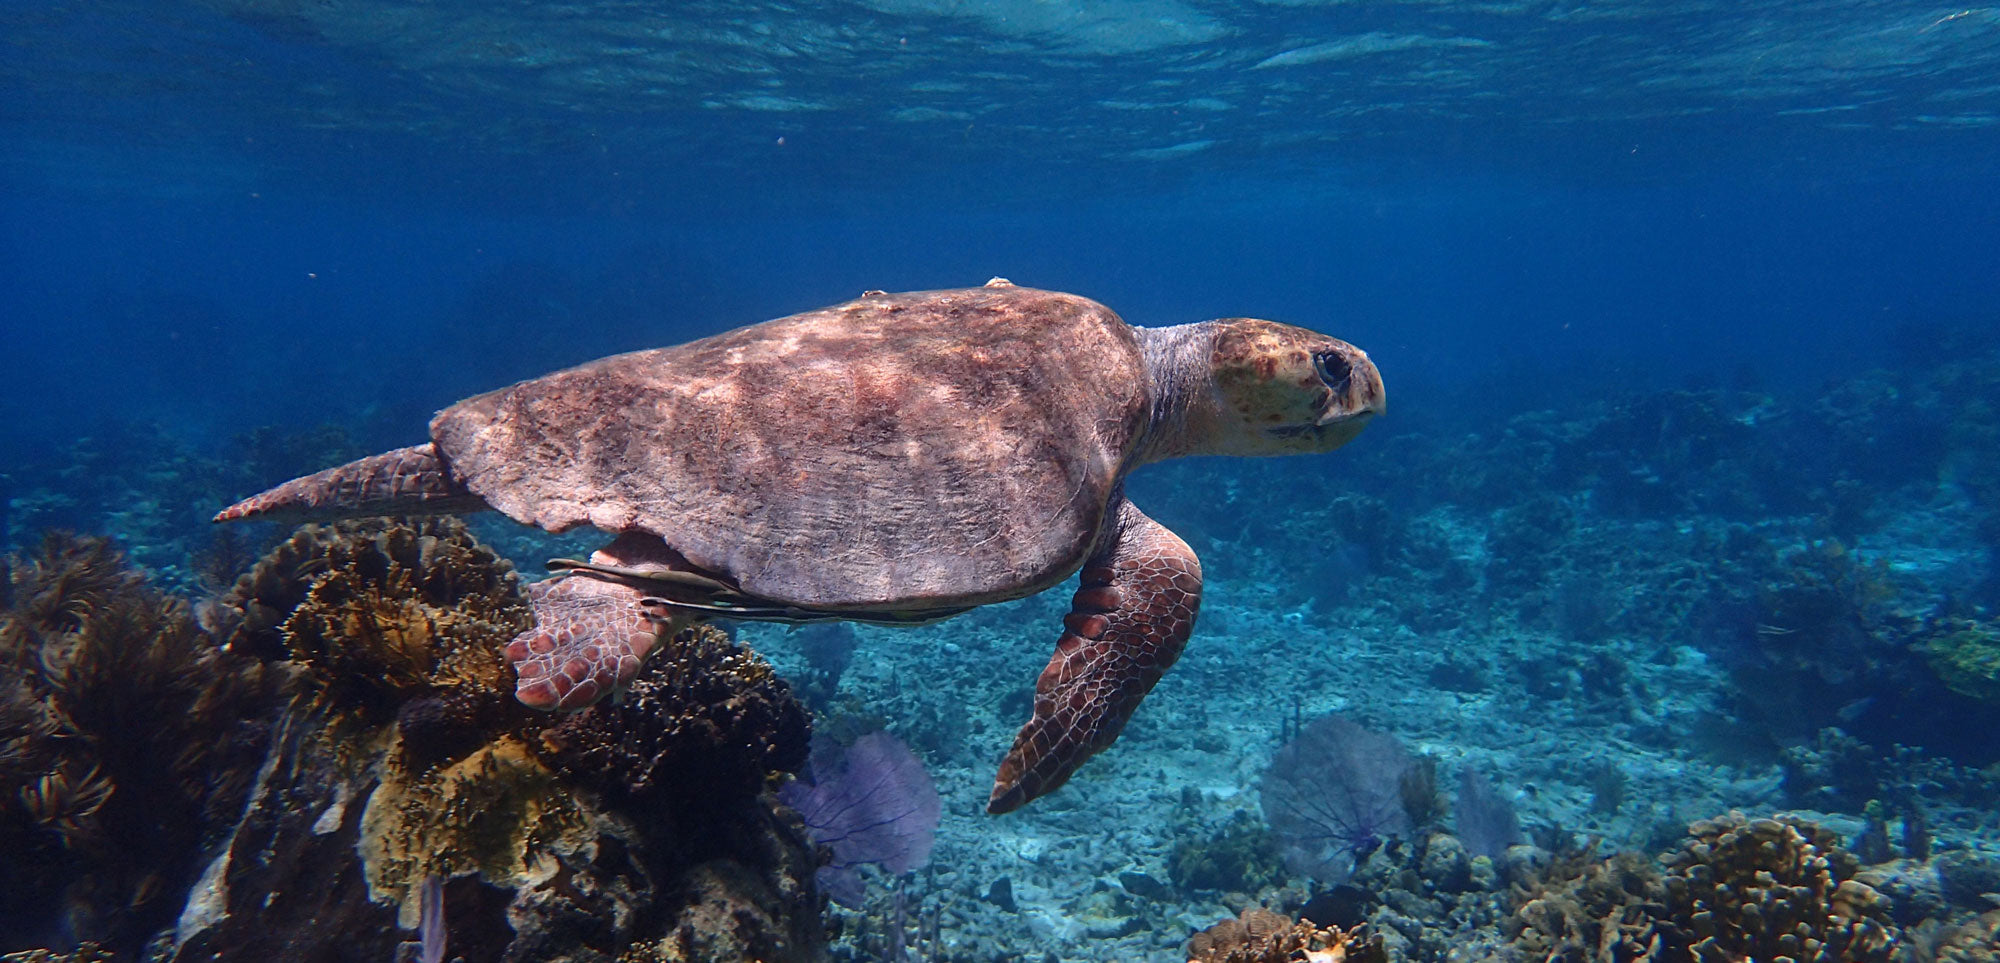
left=1185, top=908, right=1385, bottom=963
left=1661, top=811, right=1898, bottom=963
left=221, top=518, right=528, bottom=723
left=533, top=624, right=809, bottom=811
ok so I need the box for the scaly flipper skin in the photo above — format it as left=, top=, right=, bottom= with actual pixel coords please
left=507, top=576, right=657, bottom=711
left=505, top=534, right=692, bottom=711
left=211, top=443, right=488, bottom=523
left=987, top=500, right=1201, bottom=814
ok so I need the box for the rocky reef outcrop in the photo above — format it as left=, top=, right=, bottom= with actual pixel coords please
left=2, top=519, right=824, bottom=963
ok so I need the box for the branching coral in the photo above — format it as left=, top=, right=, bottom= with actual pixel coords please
left=214, top=517, right=527, bottom=726
left=533, top=622, right=809, bottom=811
left=1505, top=846, right=1675, bottom=963
left=1907, top=908, right=2000, bottom=963
left=1660, top=812, right=1897, bottom=963
left=0, top=532, right=289, bottom=952
left=1499, top=813, right=1900, bottom=963
left=1185, top=907, right=1386, bottom=963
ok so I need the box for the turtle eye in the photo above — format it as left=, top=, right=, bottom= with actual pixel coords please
left=1312, top=350, right=1352, bottom=390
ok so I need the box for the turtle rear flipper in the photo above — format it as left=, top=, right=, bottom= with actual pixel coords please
left=214, top=443, right=488, bottom=523
left=505, top=533, right=701, bottom=711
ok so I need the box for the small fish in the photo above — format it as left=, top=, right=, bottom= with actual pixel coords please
left=1835, top=697, right=1876, bottom=723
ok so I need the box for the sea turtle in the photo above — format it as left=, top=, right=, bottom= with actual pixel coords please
left=217, top=280, right=1385, bottom=813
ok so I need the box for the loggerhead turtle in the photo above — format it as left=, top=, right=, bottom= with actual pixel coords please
left=217, top=280, right=1385, bottom=813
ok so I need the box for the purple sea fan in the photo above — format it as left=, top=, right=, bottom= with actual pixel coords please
left=780, top=730, right=941, bottom=908
left=1260, top=714, right=1415, bottom=882
left=1453, top=767, right=1521, bottom=861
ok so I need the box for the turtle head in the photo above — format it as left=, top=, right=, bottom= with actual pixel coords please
left=1199, top=319, right=1385, bottom=456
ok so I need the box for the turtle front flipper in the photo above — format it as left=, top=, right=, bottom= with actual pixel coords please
left=987, top=500, right=1202, bottom=814
left=505, top=534, right=695, bottom=711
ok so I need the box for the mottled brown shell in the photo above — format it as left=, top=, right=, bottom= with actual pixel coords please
left=430, top=285, right=1151, bottom=609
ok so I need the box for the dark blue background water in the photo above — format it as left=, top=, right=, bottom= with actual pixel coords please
left=4, top=0, right=1998, bottom=461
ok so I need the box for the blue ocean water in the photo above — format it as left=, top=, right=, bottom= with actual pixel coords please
left=4, top=1, right=2000, bottom=961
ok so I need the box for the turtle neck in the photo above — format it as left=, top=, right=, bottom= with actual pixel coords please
left=1131, top=321, right=1225, bottom=464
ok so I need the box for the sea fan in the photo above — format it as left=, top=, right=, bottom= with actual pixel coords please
left=780, top=731, right=941, bottom=908
left=1454, top=767, right=1522, bottom=860
left=1260, top=714, right=1415, bottom=882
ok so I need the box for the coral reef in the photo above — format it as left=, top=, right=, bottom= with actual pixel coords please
left=1660, top=813, right=1896, bottom=962
left=1906, top=908, right=2000, bottom=963
left=8, top=327, right=2000, bottom=961
left=534, top=622, right=811, bottom=810
left=1, top=519, right=827, bottom=962
left=1185, top=907, right=1386, bottom=963
left=202, top=520, right=824, bottom=963
left=1779, top=727, right=2000, bottom=818
left=1492, top=812, right=1900, bottom=963
left=0, top=532, right=288, bottom=955
left=359, top=734, right=592, bottom=921
left=1504, top=845, right=1672, bottom=963
left=211, top=516, right=528, bottom=726
left=1698, top=537, right=2000, bottom=764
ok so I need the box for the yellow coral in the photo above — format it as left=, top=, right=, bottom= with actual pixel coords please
left=358, top=733, right=593, bottom=927
left=281, top=564, right=512, bottom=709
left=1919, top=619, right=2000, bottom=705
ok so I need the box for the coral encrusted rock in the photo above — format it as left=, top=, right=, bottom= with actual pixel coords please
left=1492, top=813, right=1906, bottom=963
left=213, top=516, right=528, bottom=724
left=169, top=519, right=825, bottom=963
